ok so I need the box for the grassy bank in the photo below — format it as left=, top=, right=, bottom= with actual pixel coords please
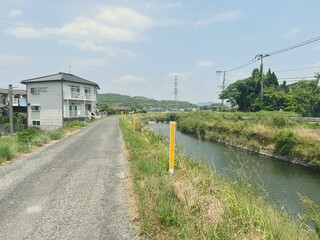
left=141, top=111, right=320, bottom=170
left=0, top=120, right=90, bottom=164
left=120, top=117, right=317, bottom=239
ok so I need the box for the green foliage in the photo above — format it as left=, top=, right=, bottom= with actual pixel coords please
left=119, top=117, right=317, bottom=239
left=45, top=130, right=63, bottom=140
left=271, top=116, right=288, bottom=128
left=0, top=145, right=14, bottom=162
left=64, top=120, right=87, bottom=129
left=31, top=134, right=50, bottom=146
left=17, top=127, right=42, bottom=143
left=98, top=93, right=197, bottom=112
left=274, top=131, right=296, bottom=156
left=301, top=196, right=320, bottom=237
left=98, top=103, right=116, bottom=115
left=221, top=68, right=320, bottom=116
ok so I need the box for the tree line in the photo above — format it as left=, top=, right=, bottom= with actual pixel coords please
left=220, top=68, right=320, bottom=116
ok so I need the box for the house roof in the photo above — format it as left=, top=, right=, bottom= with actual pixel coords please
left=0, top=88, right=26, bottom=95
left=20, top=72, right=100, bottom=89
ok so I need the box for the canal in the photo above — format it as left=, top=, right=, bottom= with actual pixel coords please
left=148, top=123, right=320, bottom=220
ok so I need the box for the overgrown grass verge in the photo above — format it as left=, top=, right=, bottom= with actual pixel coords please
left=140, top=112, right=320, bottom=169
left=120, top=117, right=317, bottom=239
left=0, top=120, right=91, bottom=164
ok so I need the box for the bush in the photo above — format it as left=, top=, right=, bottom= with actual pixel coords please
left=272, top=116, right=288, bottom=128
left=0, top=145, right=14, bottom=162
left=17, top=127, right=42, bottom=143
left=274, top=131, right=296, bottom=156
left=45, top=130, right=62, bottom=140
left=64, top=120, right=87, bottom=129
left=31, top=134, right=50, bottom=146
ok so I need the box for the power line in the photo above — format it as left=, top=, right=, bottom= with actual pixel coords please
left=276, top=65, right=320, bottom=73
left=277, top=76, right=316, bottom=80
left=224, top=58, right=259, bottom=72
left=221, top=35, right=320, bottom=73
left=267, top=35, right=320, bottom=56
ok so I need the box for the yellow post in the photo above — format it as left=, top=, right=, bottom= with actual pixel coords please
left=169, top=121, right=176, bottom=174
left=133, top=114, right=136, bottom=130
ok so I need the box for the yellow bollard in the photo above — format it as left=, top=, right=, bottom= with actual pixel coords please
left=169, top=121, right=176, bottom=174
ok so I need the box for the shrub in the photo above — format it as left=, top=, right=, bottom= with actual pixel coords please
left=0, top=145, right=14, bottom=162
left=31, top=134, right=50, bottom=147
left=272, top=116, right=288, bottom=128
left=45, top=130, right=62, bottom=140
left=274, top=131, right=296, bottom=156
left=17, top=127, right=42, bottom=143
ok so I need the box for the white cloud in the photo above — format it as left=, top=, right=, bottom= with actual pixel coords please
left=66, top=40, right=137, bottom=58
left=284, top=27, right=300, bottom=38
left=9, top=9, right=22, bottom=17
left=197, top=60, right=214, bottom=67
left=156, top=10, right=242, bottom=27
left=5, top=7, right=152, bottom=43
left=98, top=7, right=153, bottom=30
left=146, top=2, right=182, bottom=10
left=116, top=75, right=146, bottom=83
left=5, top=27, right=46, bottom=38
left=194, top=10, right=242, bottom=26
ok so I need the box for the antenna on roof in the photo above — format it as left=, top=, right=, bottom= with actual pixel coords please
left=68, top=65, right=71, bottom=74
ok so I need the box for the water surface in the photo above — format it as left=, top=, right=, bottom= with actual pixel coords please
left=148, top=123, right=320, bottom=218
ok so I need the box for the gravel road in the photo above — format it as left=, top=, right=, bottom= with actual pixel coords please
left=0, top=116, right=136, bottom=240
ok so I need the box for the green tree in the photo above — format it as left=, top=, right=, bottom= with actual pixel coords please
left=98, top=103, right=115, bottom=115
left=220, top=68, right=261, bottom=111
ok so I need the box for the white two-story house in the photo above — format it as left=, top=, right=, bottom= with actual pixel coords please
left=21, top=72, right=100, bottom=129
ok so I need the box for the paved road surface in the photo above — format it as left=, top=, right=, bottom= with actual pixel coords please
left=0, top=116, right=135, bottom=240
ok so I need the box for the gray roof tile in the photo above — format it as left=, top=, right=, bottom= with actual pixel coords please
left=21, top=72, right=100, bottom=89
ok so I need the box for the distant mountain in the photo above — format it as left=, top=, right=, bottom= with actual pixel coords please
left=196, top=101, right=215, bottom=106
left=98, top=93, right=197, bottom=111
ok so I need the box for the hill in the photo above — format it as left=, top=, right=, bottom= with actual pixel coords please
left=98, top=93, right=197, bottom=112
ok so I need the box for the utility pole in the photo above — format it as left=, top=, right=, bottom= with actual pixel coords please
left=216, top=71, right=226, bottom=111
left=255, top=54, right=269, bottom=100
left=8, top=84, right=13, bottom=135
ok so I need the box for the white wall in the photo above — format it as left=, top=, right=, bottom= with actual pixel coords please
left=26, top=82, right=63, bottom=129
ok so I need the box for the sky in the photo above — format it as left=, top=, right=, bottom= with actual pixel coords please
left=0, top=0, right=319, bottom=104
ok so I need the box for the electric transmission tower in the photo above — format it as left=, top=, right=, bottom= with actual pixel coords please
left=174, top=75, right=178, bottom=101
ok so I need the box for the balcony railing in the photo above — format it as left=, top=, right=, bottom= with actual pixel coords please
left=64, top=110, right=91, bottom=118
left=63, top=92, right=95, bottom=101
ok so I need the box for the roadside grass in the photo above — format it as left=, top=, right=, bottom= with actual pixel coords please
left=120, top=117, right=318, bottom=239
left=0, top=120, right=91, bottom=164
left=140, top=111, right=320, bottom=169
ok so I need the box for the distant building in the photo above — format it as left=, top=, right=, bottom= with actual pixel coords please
left=113, top=106, right=130, bottom=114
left=0, top=88, right=27, bottom=116
left=21, top=72, right=100, bottom=129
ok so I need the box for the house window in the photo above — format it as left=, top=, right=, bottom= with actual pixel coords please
left=32, top=120, right=40, bottom=126
left=30, top=87, right=47, bottom=94
left=85, top=104, right=92, bottom=111
left=84, top=87, right=91, bottom=99
left=71, top=86, right=80, bottom=98
left=31, top=105, right=41, bottom=111
left=30, top=88, right=39, bottom=94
